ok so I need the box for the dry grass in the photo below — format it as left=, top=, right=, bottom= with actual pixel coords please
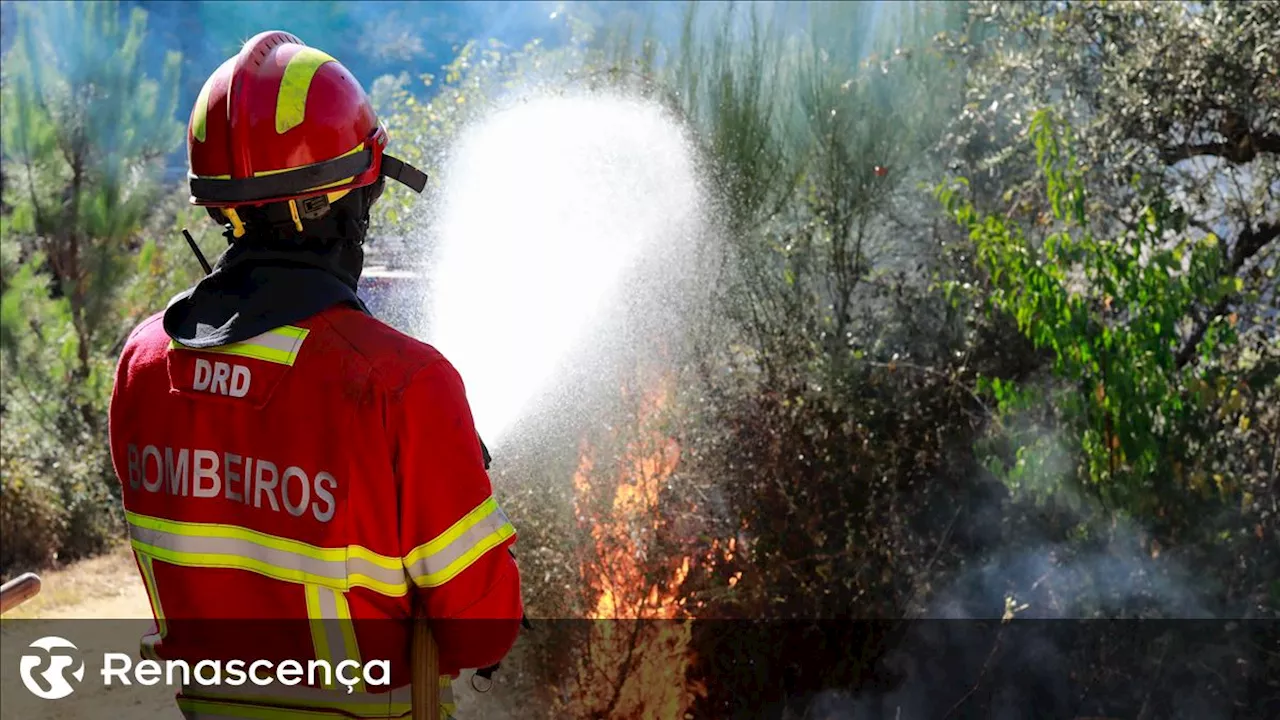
left=1, top=542, right=151, bottom=621
left=0, top=543, right=179, bottom=718
left=0, top=545, right=503, bottom=718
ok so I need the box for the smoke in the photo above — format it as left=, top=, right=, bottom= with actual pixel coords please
left=761, top=421, right=1255, bottom=720
left=916, top=416, right=1219, bottom=621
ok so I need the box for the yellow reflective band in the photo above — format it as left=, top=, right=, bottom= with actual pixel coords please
left=126, top=511, right=408, bottom=597
left=136, top=552, right=167, bottom=661
left=304, top=585, right=336, bottom=690
left=250, top=144, right=364, bottom=195
left=185, top=684, right=413, bottom=717
left=304, top=585, right=365, bottom=693
left=192, top=76, right=215, bottom=143
left=439, top=676, right=456, bottom=720
left=403, top=497, right=517, bottom=588
left=253, top=142, right=366, bottom=176
left=308, top=175, right=358, bottom=193
left=332, top=589, right=366, bottom=693
left=178, top=697, right=411, bottom=720
left=170, top=325, right=310, bottom=367
left=276, top=47, right=337, bottom=134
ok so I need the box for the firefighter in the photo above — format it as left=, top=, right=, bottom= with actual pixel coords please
left=107, top=31, right=523, bottom=720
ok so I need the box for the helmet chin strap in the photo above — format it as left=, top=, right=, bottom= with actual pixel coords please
left=207, top=179, right=382, bottom=247
left=379, top=153, right=427, bottom=193
left=181, top=180, right=385, bottom=279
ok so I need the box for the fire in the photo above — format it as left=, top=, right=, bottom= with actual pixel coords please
left=565, top=375, right=706, bottom=718
left=574, top=376, right=688, bottom=620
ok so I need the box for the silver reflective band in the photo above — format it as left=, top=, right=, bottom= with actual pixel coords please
left=179, top=681, right=454, bottom=719
left=404, top=501, right=516, bottom=588
left=239, top=327, right=308, bottom=354
left=171, top=325, right=310, bottom=367
left=127, top=520, right=409, bottom=596
left=136, top=553, right=167, bottom=660
left=306, top=585, right=361, bottom=691
left=185, top=682, right=419, bottom=711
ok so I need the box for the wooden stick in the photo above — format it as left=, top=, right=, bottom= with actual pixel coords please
left=0, top=572, right=42, bottom=615
left=411, top=618, right=440, bottom=720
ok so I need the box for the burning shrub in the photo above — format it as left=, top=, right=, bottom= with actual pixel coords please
left=553, top=377, right=705, bottom=719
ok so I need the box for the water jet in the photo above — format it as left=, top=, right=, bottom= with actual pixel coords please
left=422, top=92, right=706, bottom=448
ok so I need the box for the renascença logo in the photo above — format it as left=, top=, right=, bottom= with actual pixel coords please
left=20, top=636, right=86, bottom=700
left=17, top=635, right=391, bottom=700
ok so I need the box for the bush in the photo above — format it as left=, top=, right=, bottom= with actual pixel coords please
left=0, top=429, right=69, bottom=578
left=0, top=418, right=124, bottom=579
left=55, top=433, right=124, bottom=564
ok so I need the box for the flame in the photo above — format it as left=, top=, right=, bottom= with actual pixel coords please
left=565, top=375, right=706, bottom=718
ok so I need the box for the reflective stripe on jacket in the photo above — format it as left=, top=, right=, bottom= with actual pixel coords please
left=175, top=677, right=455, bottom=719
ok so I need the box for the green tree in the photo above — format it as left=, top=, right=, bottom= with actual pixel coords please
left=937, top=1, right=1278, bottom=609
left=2, top=0, right=182, bottom=424
left=940, top=110, right=1243, bottom=513
left=1, top=0, right=189, bottom=572
left=941, top=0, right=1279, bottom=380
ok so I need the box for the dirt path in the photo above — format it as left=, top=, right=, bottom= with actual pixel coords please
left=0, top=545, right=506, bottom=719
left=1, top=544, right=180, bottom=719
left=2, top=543, right=152, bottom=621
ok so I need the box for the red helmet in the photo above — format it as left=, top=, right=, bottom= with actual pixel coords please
left=186, top=31, right=425, bottom=227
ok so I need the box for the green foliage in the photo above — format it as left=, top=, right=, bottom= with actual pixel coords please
left=633, top=3, right=988, bottom=627
left=367, top=0, right=1269, bottom=634
left=0, top=1, right=193, bottom=575
left=936, top=2, right=1277, bottom=570
left=2, top=0, right=182, bottom=398
left=947, top=1, right=1278, bottom=308
left=639, top=2, right=970, bottom=380
left=0, top=426, right=69, bottom=572
left=939, top=109, right=1240, bottom=518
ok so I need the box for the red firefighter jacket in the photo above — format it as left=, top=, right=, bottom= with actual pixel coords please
left=108, top=304, right=523, bottom=719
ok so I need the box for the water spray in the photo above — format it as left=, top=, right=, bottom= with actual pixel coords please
left=423, top=92, right=705, bottom=449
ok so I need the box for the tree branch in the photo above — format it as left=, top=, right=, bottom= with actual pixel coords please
left=1159, top=132, right=1280, bottom=165
left=1176, top=221, right=1279, bottom=368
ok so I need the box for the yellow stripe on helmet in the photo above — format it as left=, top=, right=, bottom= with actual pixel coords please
left=276, top=47, right=337, bottom=135
left=192, top=75, right=216, bottom=144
